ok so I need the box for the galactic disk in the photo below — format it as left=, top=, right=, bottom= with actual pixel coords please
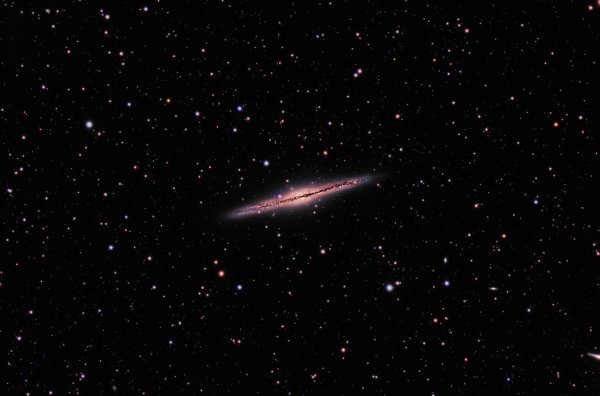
left=229, top=176, right=371, bottom=218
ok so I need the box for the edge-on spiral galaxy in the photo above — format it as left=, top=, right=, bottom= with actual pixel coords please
left=228, top=176, right=371, bottom=218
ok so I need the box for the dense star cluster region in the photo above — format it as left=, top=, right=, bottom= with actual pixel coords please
left=230, top=177, right=367, bottom=217
left=2, top=1, right=600, bottom=395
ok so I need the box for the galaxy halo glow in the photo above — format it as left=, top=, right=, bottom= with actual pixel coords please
left=228, top=175, right=372, bottom=218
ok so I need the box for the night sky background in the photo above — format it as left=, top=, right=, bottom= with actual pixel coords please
left=2, top=1, right=600, bottom=395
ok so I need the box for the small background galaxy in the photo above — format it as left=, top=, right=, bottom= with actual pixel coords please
left=2, top=1, right=600, bottom=395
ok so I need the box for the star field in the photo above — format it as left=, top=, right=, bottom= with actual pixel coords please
left=2, top=1, right=600, bottom=394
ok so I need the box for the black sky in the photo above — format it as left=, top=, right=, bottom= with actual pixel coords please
left=2, top=1, right=600, bottom=394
